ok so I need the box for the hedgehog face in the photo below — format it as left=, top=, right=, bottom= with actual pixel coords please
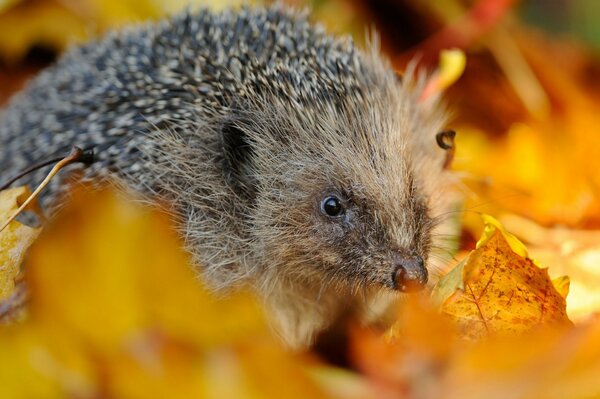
left=249, top=154, right=439, bottom=294
left=294, top=167, right=435, bottom=293
left=312, top=186, right=432, bottom=292
left=227, top=65, right=449, bottom=294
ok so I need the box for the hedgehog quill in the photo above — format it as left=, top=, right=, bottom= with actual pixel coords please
left=0, top=5, right=455, bottom=348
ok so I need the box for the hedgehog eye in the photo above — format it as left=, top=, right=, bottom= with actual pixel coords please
left=321, top=195, right=344, bottom=217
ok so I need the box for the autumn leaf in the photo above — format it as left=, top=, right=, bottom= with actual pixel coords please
left=352, top=286, right=600, bottom=399
left=0, top=188, right=338, bottom=398
left=0, top=186, right=41, bottom=322
left=352, top=297, right=458, bottom=398
left=453, top=30, right=600, bottom=229
left=434, top=218, right=571, bottom=340
left=420, top=49, right=467, bottom=101
left=438, top=318, right=600, bottom=399
left=499, top=213, right=600, bottom=321
left=476, top=214, right=528, bottom=257
left=27, top=188, right=264, bottom=349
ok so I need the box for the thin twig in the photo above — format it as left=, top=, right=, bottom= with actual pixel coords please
left=0, top=156, right=65, bottom=192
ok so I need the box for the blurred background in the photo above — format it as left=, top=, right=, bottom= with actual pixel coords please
left=1, top=0, right=599, bottom=141
left=2, top=0, right=600, bottom=119
left=1, top=0, right=599, bottom=317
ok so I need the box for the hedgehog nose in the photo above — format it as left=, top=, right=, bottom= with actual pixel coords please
left=392, top=254, right=428, bottom=292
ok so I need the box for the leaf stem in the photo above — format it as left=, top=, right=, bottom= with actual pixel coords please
left=0, top=146, right=93, bottom=234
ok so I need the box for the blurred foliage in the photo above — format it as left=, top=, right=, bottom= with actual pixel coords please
left=1, top=187, right=600, bottom=398
left=0, top=0, right=254, bottom=64
left=434, top=217, right=571, bottom=340
left=1, top=0, right=600, bottom=397
left=520, top=0, right=600, bottom=50
left=353, top=296, right=600, bottom=399
left=0, top=189, right=348, bottom=399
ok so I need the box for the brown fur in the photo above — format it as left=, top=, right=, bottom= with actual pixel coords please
left=0, top=6, right=454, bottom=348
left=141, top=52, right=452, bottom=347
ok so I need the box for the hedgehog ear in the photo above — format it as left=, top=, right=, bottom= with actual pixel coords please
left=221, top=120, right=257, bottom=200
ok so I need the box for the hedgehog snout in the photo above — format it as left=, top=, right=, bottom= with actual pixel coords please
left=391, top=252, right=428, bottom=292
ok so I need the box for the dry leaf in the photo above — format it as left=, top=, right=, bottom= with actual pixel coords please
left=352, top=297, right=458, bottom=398
left=352, top=291, right=600, bottom=399
left=0, top=188, right=336, bottom=398
left=436, top=219, right=571, bottom=340
left=439, top=318, right=600, bottom=399
left=498, top=213, right=600, bottom=321
left=0, top=187, right=40, bottom=320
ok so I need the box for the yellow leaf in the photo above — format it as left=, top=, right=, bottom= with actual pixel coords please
left=353, top=297, right=600, bottom=399
left=551, top=275, right=570, bottom=299
left=431, top=256, right=468, bottom=307
left=441, top=228, right=571, bottom=339
left=27, top=189, right=265, bottom=350
left=454, top=111, right=600, bottom=228
left=441, top=320, right=600, bottom=399
left=477, top=214, right=528, bottom=258
left=0, top=188, right=335, bottom=398
left=438, top=48, right=466, bottom=90
left=500, top=213, right=600, bottom=321
left=0, top=326, right=73, bottom=399
left=0, top=187, right=40, bottom=302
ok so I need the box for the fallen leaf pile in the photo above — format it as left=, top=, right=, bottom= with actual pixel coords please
left=0, top=186, right=40, bottom=323
left=0, top=189, right=343, bottom=398
left=353, top=220, right=600, bottom=399
left=353, top=299, right=600, bottom=399
left=1, top=187, right=599, bottom=398
left=434, top=216, right=571, bottom=340
left=1, top=0, right=600, bottom=398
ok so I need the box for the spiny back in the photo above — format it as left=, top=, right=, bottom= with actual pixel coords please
left=0, top=5, right=367, bottom=191
left=0, top=5, right=452, bottom=349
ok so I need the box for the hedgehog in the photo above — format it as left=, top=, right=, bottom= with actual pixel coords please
left=0, top=4, right=454, bottom=348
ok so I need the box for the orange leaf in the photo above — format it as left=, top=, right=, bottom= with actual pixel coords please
left=440, top=228, right=571, bottom=339
left=0, top=186, right=41, bottom=321
left=0, top=188, right=340, bottom=398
